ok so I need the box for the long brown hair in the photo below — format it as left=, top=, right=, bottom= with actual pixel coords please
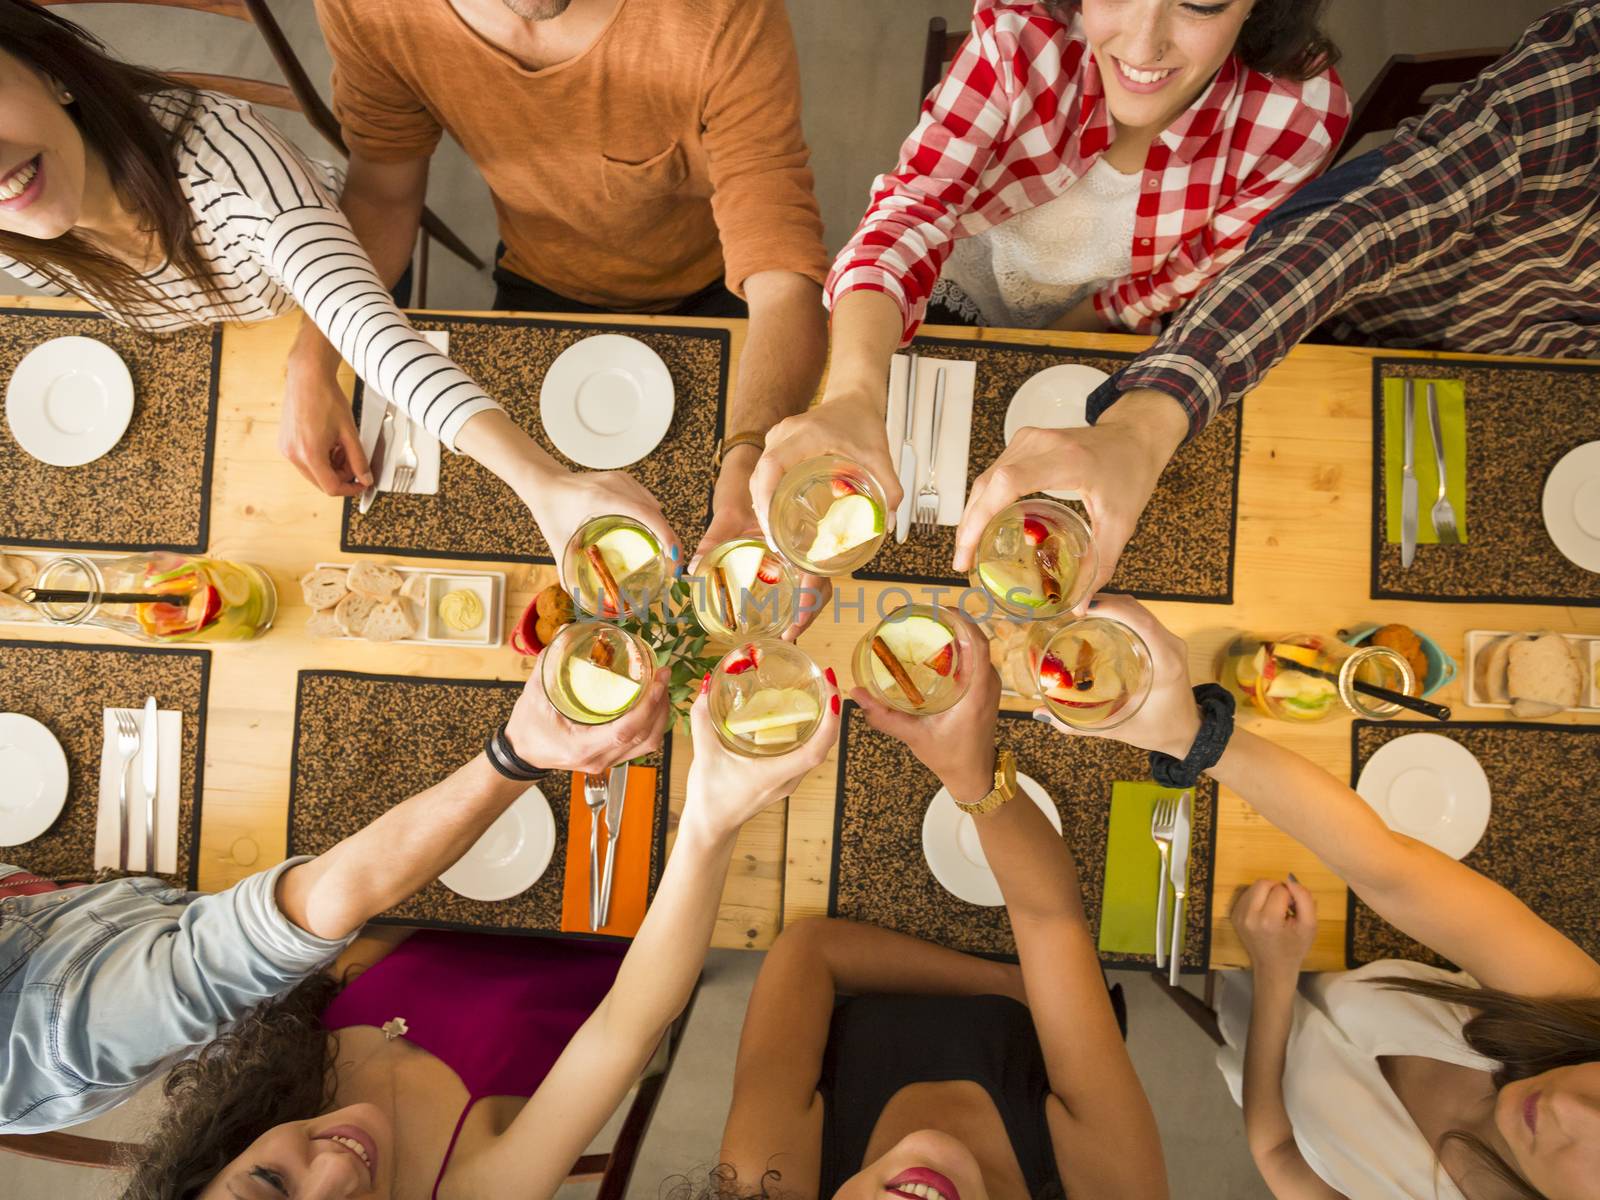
left=0, top=0, right=231, bottom=321
left=1045, top=0, right=1340, bottom=82
left=1382, top=975, right=1600, bottom=1200
left=119, top=973, right=341, bottom=1200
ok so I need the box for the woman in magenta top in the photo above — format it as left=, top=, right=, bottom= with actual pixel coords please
left=120, top=676, right=845, bottom=1200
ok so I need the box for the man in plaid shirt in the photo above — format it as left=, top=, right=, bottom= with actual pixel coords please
left=957, top=3, right=1600, bottom=591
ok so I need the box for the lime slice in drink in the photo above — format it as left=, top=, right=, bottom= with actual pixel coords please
left=977, top=559, right=1047, bottom=608
left=209, top=562, right=253, bottom=607
left=725, top=687, right=820, bottom=737
left=721, top=543, right=768, bottom=594
left=593, top=527, right=659, bottom=579
left=568, top=657, right=643, bottom=717
left=803, top=494, right=883, bottom=564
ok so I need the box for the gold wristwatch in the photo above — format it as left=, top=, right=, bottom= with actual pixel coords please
left=955, top=748, right=1018, bottom=816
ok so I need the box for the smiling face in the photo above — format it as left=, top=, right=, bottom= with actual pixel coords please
left=1078, top=0, right=1256, bottom=135
left=831, top=1131, right=992, bottom=1200
left=0, top=46, right=87, bottom=239
left=199, top=1103, right=392, bottom=1200
left=1492, top=1063, right=1600, bottom=1200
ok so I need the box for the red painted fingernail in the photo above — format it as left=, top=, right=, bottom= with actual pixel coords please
left=830, top=693, right=841, bottom=715
left=825, top=667, right=837, bottom=686
left=700, top=672, right=711, bottom=695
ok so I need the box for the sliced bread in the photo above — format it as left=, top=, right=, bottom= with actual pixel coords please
left=348, top=562, right=403, bottom=599
left=305, top=609, right=344, bottom=639
left=1475, top=634, right=1517, bottom=705
left=300, top=567, right=349, bottom=611
left=363, top=598, right=418, bottom=642
left=335, top=591, right=380, bottom=638
left=1507, top=634, right=1581, bottom=718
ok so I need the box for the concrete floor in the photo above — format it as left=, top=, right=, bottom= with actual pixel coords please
left=0, top=2, right=1561, bottom=1197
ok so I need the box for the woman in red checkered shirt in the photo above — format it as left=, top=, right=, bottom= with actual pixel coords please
left=750, top=0, right=1347, bottom=585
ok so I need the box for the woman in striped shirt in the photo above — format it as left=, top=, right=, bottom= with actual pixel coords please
left=751, top=0, right=1346, bottom=585
left=0, top=0, right=674, bottom=558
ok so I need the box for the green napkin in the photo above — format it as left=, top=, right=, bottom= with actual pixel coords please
left=1382, top=378, right=1468, bottom=544
left=1098, top=781, right=1189, bottom=956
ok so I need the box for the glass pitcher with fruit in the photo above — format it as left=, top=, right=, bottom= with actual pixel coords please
left=1219, top=632, right=1416, bottom=721
left=27, top=553, right=276, bottom=642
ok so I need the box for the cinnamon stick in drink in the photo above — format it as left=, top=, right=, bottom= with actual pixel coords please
left=712, top=565, right=735, bottom=629
left=584, top=545, right=624, bottom=615
left=1073, top=637, right=1096, bottom=691
left=1037, top=545, right=1062, bottom=604
left=871, top=635, right=926, bottom=707
left=588, top=636, right=616, bottom=669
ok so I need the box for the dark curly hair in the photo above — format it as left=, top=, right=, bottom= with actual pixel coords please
left=1047, top=0, right=1340, bottom=82
left=119, top=973, right=342, bottom=1200
left=664, top=1162, right=1064, bottom=1200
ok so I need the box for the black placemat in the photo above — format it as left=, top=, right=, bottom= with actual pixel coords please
left=828, top=705, right=1216, bottom=965
left=286, top=669, right=670, bottom=937
left=1370, top=358, right=1600, bottom=605
left=855, top=337, right=1241, bottom=603
left=0, top=308, right=220, bottom=552
left=0, top=639, right=210, bottom=888
left=1347, top=721, right=1600, bottom=968
left=341, top=316, right=729, bottom=564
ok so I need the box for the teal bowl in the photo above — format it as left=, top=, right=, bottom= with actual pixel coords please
left=1342, top=626, right=1457, bottom=698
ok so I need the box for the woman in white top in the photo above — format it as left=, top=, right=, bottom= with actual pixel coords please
left=0, top=0, right=672, bottom=558
left=1037, top=594, right=1600, bottom=1200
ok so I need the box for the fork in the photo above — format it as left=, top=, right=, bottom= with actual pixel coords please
left=1425, top=383, right=1459, bottom=545
left=1150, top=796, right=1178, bottom=969
left=583, top=774, right=609, bottom=931
left=915, top=366, right=948, bottom=534
left=390, top=411, right=419, bottom=496
left=114, top=710, right=141, bottom=871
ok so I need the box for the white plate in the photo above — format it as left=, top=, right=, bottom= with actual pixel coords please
left=5, top=337, right=135, bottom=467
left=1356, top=733, right=1491, bottom=860
left=439, top=783, right=556, bottom=902
left=1542, top=442, right=1600, bottom=574
left=539, top=334, right=674, bottom=469
left=0, top=714, right=69, bottom=846
left=1003, top=364, right=1109, bottom=501
left=922, top=772, right=1063, bottom=906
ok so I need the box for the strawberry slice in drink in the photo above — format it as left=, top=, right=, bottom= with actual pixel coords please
left=830, top=476, right=861, bottom=498
left=723, top=643, right=764, bottom=675
left=924, top=642, right=954, bottom=676
left=756, top=554, right=784, bottom=585
left=1022, top=516, right=1049, bottom=546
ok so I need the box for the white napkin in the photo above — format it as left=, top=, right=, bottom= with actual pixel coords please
left=884, top=354, right=976, bottom=525
left=95, top=708, right=181, bottom=874
left=357, top=330, right=446, bottom=497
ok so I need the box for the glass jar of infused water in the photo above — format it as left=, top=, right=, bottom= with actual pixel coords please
left=30, top=553, right=276, bottom=643
left=1219, top=632, right=1416, bottom=722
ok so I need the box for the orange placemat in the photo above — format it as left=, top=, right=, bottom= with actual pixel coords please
left=562, top=767, right=660, bottom=937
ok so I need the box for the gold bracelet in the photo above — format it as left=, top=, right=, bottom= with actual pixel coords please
left=714, top=430, right=767, bottom=471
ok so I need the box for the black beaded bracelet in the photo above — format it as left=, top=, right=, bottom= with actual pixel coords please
left=485, top=724, right=541, bottom=782
left=1149, top=684, right=1235, bottom=788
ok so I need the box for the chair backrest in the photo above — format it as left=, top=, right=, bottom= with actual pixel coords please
left=920, top=16, right=966, bottom=114
left=0, top=1130, right=136, bottom=1169
left=1339, top=48, right=1506, bottom=163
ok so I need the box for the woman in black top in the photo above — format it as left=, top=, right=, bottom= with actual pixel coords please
left=716, top=610, right=1169, bottom=1200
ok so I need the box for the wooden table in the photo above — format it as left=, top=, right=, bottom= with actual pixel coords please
left=5, top=299, right=1597, bottom=963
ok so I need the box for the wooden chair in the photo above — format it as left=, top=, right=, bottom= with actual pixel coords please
left=42, top=0, right=486, bottom=305
left=0, top=987, right=700, bottom=1188
left=1150, top=968, right=1225, bottom=1047
left=920, top=16, right=966, bottom=113
left=1337, top=48, right=1507, bottom=164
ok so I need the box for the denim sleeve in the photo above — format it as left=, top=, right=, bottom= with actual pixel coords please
left=3, top=859, right=352, bottom=1131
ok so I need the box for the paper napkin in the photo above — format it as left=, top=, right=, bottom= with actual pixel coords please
left=1382, top=378, right=1469, bottom=544
left=885, top=353, right=976, bottom=525
left=357, top=329, right=446, bottom=497
left=1097, top=780, right=1190, bottom=956
left=561, top=767, right=658, bottom=937
left=95, top=708, right=181, bottom=875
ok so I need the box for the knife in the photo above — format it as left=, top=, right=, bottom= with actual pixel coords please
left=141, top=696, right=159, bottom=874
left=357, top=404, right=395, bottom=516
left=598, top=762, right=628, bottom=928
left=1168, top=791, right=1192, bottom=986
left=1400, top=378, right=1418, bottom=569
left=894, top=353, right=920, bottom=543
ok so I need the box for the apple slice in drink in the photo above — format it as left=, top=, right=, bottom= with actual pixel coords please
left=977, top=558, right=1047, bottom=609
left=720, top=544, right=769, bottom=594
left=752, top=723, right=801, bottom=746
left=869, top=613, right=953, bottom=697
left=804, top=493, right=883, bottom=564
left=724, top=687, right=820, bottom=739
left=567, top=657, right=643, bottom=717
left=593, top=527, right=658, bottom=582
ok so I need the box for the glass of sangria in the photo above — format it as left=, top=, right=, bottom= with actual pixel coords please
left=541, top=621, right=655, bottom=725
left=852, top=603, right=970, bottom=715
left=768, top=454, right=888, bottom=577
left=562, top=515, right=669, bottom=619
left=969, top=499, right=1095, bottom=620
left=708, top=638, right=826, bottom=757
left=1006, top=615, right=1152, bottom=731
left=690, top=535, right=798, bottom=642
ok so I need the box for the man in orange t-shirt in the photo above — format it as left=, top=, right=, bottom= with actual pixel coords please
left=286, top=0, right=830, bottom=573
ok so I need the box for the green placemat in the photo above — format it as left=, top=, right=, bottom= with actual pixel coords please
left=1381, top=378, right=1468, bottom=543
left=1098, top=781, right=1190, bottom=956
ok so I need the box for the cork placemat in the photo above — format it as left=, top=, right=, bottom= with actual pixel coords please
left=0, top=639, right=210, bottom=888
left=341, top=317, right=729, bottom=564
left=856, top=337, right=1241, bottom=603
left=0, top=308, right=220, bottom=552
left=1371, top=359, right=1600, bottom=605
left=1347, top=721, right=1600, bottom=968
left=286, top=670, right=671, bottom=936
left=828, top=706, right=1216, bottom=966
